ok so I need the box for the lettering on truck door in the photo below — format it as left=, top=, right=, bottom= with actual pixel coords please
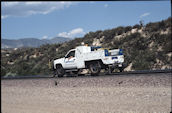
left=64, top=50, right=77, bottom=69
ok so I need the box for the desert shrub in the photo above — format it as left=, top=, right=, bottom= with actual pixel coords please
left=1, top=17, right=171, bottom=76
left=124, top=26, right=132, bottom=33
left=133, top=24, right=141, bottom=29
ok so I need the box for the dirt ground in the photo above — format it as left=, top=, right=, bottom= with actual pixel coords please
left=1, top=73, right=171, bottom=113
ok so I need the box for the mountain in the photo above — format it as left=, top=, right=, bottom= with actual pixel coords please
left=1, top=37, right=71, bottom=48
left=1, top=17, right=171, bottom=77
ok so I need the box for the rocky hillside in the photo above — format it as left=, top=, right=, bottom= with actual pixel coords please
left=1, top=17, right=171, bottom=77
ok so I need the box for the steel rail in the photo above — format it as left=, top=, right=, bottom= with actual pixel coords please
left=1, top=69, right=171, bottom=80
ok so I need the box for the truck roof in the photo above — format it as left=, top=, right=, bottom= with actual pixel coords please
left=75, top=45, right=103, bottom=53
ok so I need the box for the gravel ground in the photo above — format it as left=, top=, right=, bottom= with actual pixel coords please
left=1, top=73, right=172, bottom=113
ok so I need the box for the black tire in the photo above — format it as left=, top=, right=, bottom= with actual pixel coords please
left=89, top=61, right=101, bottom=76
left=119, top=67, right=124, bottom=72
left=55, top=65, right=65, bottom=77
left=108, top=67, right=114, bottom=74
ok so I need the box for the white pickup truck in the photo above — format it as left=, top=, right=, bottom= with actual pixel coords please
left=53, top=45, right=124, bottom=77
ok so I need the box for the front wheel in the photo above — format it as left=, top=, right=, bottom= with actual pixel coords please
left=89, top=61, right=101, bottom=76
left=55, top=65, right=65, bottom=77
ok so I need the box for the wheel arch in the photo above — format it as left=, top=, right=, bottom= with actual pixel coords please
left=85, top=59, right=105, bottom=69
left=55, top=63, right=63, bottom=69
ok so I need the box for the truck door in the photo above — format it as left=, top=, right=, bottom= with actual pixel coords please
left=64, top=50, right=77, bottom=69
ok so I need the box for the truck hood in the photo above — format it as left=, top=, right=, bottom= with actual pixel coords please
left=54, top=58, right=65, bottom=64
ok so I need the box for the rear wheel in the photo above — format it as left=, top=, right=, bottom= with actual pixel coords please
left=55, top=65, right=65, bottom=77
left=89, top=61, right=101, bottom=76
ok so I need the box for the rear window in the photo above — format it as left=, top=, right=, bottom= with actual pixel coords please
left=91, top=46, right=102, bottom=51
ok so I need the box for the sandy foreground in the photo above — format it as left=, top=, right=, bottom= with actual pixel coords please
left=1, top=73, right=171, bottom=113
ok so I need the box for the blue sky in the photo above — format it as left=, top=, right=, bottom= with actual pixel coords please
left=1, top=1, right=171, bottom=40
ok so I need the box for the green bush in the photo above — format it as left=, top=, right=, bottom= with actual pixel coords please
left=1, top=17, right=171, bottom=76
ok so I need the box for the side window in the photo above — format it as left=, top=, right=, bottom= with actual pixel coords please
left=66, top=50, right=75, bottom=58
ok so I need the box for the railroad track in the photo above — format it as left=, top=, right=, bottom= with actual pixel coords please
left=1, top=69, right=171, bottom=80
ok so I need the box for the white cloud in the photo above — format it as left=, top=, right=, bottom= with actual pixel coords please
left=140, top=12, right=150, bottom=18
left=1, top=2, right=76, bottom=19
left=42, top=35, right=48, bottom=39
left=1, top=15, right=8, bottom=19
left=58, top=32, right=69, bottom=38
left=104, top=4, right=108, bottom=8
left=2, top=2, right=20, bottom=7
left=70, top=28, right=84, bottom=35
left=58, top=28, right=85, bottom=38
